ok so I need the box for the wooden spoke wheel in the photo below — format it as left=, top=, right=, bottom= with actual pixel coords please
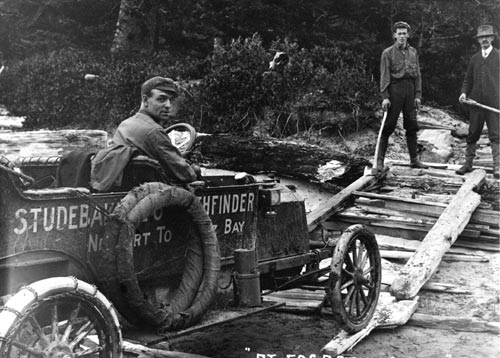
left=329, top=224, right=381, bottom=333
left=0, top=277, right=122, bottom=358
left=165, top=123, right=197, bottom=155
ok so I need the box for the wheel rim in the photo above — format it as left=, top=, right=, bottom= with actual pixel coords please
left=329, top=225, right=381, bottom=332
left=339, top=236, right=379, bottom=323
left=3, top=295, right=113, bottom=358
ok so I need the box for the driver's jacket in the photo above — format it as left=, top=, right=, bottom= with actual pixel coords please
left=112, top=112, right=197, bottom=183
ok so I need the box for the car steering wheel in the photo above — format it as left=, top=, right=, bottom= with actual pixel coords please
left=165, top=123, right=197, bottom=155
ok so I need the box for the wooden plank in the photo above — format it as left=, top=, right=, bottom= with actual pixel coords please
left=265, top=288, right=325, bottom=309
left=306, top=174, right=377, bottom=232
left=407, top=313, right=500, bottom=334
left=331, top=213, right=483, bottom=240
left=122, top=341, right=213, bottom=358
left=324, top=220, right=499, bottom=251
left=380, top=249, right=488, bottom=263
left=321, top=292, right=419, bottom=356
left=390, top=169, right=486, bottom=300
left=382, top=268, right=471, bottom=294
left=376, top=235, right=489, bottom=259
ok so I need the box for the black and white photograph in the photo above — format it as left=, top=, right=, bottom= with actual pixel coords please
left=0, top=1, right=499, bottom=357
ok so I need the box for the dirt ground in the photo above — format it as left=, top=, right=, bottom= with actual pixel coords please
left=168, top=211, right=499, bottom=358
left=167, top=108, right=500, bottom=358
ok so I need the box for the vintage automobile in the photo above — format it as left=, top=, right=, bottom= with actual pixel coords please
left=0, top=124, right=381, bottom=357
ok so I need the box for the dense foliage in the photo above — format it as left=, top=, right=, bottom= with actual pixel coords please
left=0, top=0, right=498, bottom=134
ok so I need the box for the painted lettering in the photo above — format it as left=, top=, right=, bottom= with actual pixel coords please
left=30, top=207, right=42, bottom=233
left=68, top=205, right=78, bottom=230
left=133, top=233, right=142, bottom=247
left=14, top=209, right=28, bottom=235
left=88, top=233, right=103, bottom=253
left=79, top=204, right=89, bottom=228
left=43, top=207, right=55, bottom=232
left=224, top=218, right=232, bottom=234
left=198, top=192, right=255, bottom=216
left=157, top=226, right=172, bottom=243
left=223, top=219, right=245, bottom=234
left=56, top=206, right=67, bottom=230
left=90, top=207, right=103, bottom=228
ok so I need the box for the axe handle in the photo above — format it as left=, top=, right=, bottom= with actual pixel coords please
left=464, top=99, right=500, bottom=114
left=373, top=111, right=388, bottom=169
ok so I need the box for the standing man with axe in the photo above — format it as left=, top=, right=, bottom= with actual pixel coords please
left=457, top=24, right=500, bottom=178
left=378, top=21, right=428, bottom=172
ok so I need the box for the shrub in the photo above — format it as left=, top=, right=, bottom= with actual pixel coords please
left=0, top=49, right=206, bottom=132
left=180, top=36, right=379, bottom=137
left=0, top=37, right=378, bottom=139
left=183, top=34, right=269, bottom=134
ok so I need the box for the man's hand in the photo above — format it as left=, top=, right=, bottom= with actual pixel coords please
left=414, top=98, right=421, bottom=110
left=192, top=164, right=202, bottom=180
left=459, top=93, right=467, bottom=103
left=382, top=99, right=391, bottom=111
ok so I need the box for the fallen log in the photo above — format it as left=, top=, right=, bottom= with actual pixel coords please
left=196, top=134, right=370, bottom=184
left=0, top=116, right=25, bottom=129
left=407, top=313, right=500, bottom=334
left=0, top=129, right=108, bottom=162
left=390, top=169, right=486, bottom=300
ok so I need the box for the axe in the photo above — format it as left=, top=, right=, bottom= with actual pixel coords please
left=463, top=98, right=500, bottom=114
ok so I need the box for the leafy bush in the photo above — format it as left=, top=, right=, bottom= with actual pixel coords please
left=0, top=49, right=207, bottom=132
left=181, top=36, right=378, bottom=136
left=0, top=36, right=378, bottom=138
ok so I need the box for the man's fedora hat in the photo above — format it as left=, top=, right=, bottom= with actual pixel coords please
left=475, top=25, right=497, bottom=38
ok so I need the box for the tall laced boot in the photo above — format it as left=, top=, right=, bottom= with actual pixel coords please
left=455, top=143, right=476, bottom=175
left=375, top=135, right=389, bottom=173
left=491, top=142, right=499, bottom=179
left=407, top=134, right=429, bottom=169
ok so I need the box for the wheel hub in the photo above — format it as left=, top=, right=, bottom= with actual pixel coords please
left=353, top=267, right=365, bottom=285
left=46, top=343, right=74, bottom=358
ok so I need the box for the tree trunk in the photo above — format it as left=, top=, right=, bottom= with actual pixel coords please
left=111, top=0, right=160, bottom=56
left=195, top=134, right=370, bottom=185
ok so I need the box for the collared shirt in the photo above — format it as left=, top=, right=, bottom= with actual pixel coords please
left=112, top=112, right=197, bottom=183
left=483, top=46, right=493, bottom=58
left=380, top=43, right=422, bottom=99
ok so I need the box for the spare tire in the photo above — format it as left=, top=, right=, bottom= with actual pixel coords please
left=109, top=182, right=220, bottom=331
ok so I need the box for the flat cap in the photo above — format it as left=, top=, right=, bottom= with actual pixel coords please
left=393, top=21, right=411, bottom=32
left=141, top=76, right=178, bottom=96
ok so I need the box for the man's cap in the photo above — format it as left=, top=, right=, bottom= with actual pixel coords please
left=141, top=76, right=178, bottom=96
left=476, top=24, right=497, bottom=38
left=393, top=21, right=411, bottom=32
